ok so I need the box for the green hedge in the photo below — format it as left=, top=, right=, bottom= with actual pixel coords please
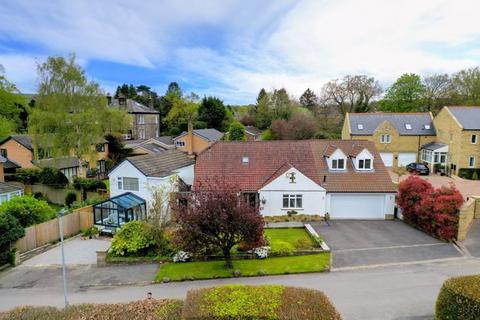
left=458, top=168, right=480, bottom=180
left=436, top=274, right=480, bottom=319
left=182, top=285, right=341, bottom=320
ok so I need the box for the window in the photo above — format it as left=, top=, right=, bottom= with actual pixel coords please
left=472, top=135, right=477, bottom=144
left=469, top=156, right=475, bottom=168
left=357, top=124, right=364, bottom=130
left=123, top=177, right=139, bottom=191
left=242, top=156, right=249, bottom=164
left=117, top=177, right=123, bottom=190
left=332, top=158, right=345, bottom=170
left=421, top=149, right=433, bottom=162
left=358, top=158, right=372, bottom=170
left=175, top=140, right=185, bottom=147
left=424, top=124, right=431, bottom=130
left=0, top=148, right=7, bottom=158
left=405, top=123, right=412, bottom=130
left=61, top=167, right=78, bottom=180
left=137, top=114, right=145, bottom=124
left=282, top=194, right=302, bottom=209
left=155, top=115, right=159, bottom=124
left=139, top=128, right=145, bottom=139
left=380, top=134, right=391, bottom=143
left=96, top=143, right=105, bottom=152
left=97, top=160, right=106, bottom=173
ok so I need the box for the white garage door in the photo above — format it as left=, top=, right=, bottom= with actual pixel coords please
left=398, top=153, right=417, bottom=167
left=380, top=152, right=393, bottom=167
left=330, top=194, right=385, bottom=219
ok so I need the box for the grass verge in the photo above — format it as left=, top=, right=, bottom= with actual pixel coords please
left=156, top=253, right=330, bottom=282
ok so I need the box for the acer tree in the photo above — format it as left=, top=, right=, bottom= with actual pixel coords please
left=172, top=180, right=264, bottom=268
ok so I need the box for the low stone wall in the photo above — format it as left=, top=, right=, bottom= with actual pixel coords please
left=457, top=197, right=480, bottom=241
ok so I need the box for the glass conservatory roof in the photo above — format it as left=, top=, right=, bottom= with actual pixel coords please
left=94, top=192, right=146, bottom=210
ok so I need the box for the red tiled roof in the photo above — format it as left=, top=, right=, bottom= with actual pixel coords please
left=194, top=140, right=397, bottom=193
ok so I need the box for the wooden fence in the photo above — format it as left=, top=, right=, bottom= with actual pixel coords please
left=15, top=205, right=94, bottom=253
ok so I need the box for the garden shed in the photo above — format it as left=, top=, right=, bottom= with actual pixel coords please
left=93, top=192, right=147, bottom=232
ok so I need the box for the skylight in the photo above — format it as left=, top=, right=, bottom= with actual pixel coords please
left=424, top=124, right=431, bottom=129
left=242, top=156, right=249, bottom=164
left=357, top=124, right=364, bottom=130
left=405, top=124, right=412, bottom=130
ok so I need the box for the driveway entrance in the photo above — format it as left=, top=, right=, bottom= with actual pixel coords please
left=311, top=220, right=464, bottom=269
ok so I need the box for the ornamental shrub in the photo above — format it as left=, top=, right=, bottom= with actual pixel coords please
left=13, top=168, right=40, bottom=184
left=0, top=196, right=56, bottom=227
left=182, top=285, right=341, bottom=320
left=436, top=274, right=480, bottom=320
left=270, top=240, right=295, bottom=256
left=111, top=221, right=156, bottom=256
left=0, top=212, right=25, bottom=265
left=73, top=177, right=107, bottom=191
left=37, top=167, right=68, bottom=188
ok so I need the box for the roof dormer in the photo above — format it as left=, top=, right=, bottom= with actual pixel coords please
left=324, top=146, right=347, bottom=171
left=351, top=148, right=374, bottom=171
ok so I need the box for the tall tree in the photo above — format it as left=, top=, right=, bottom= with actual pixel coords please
left=198, top=96, right=227, bottom=130
left=165, top=92, right=199, bottom=135
left=379, top=73, right=426, bottom=112
left=228, top=122, right=245, bottom=141
left=29, top=55, right=130, bottom=176
left=172, top=180, right=264, bottom=268
left=270, top=112, right=317, bottom=140
left=159, top=82, right=183, bottom=133
left=299, top=88, right=318, bottom=110
left=0, top=65, right=27, bottom=134
left=423, top=74, right=454, bottom=113
left=452, top=67, right=480, bottom=105
left=256, top=88, right=267, bottom=104
left=270, top=88, right=294, bottom=120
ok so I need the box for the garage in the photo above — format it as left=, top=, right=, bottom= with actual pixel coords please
left=329, top=194, right=386, bottom=219
left=398, top=152, right=417, bottom=167
left=379, top=152, right=393, bottom=167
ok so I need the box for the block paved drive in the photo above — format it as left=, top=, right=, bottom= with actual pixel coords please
left=311, top=220, right=464, bottom=269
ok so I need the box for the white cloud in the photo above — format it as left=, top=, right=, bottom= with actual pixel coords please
left=0, top=54, right=43, bottom=92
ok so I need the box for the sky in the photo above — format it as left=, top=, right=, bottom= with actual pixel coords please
left=0, top=0, right=479, bottom=104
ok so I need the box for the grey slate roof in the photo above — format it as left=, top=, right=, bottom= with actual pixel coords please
left=174, top=129, right=224, bottom=142
left=151, top=136, right=174, bottom=146
left=34, top=156, right=80, bottom=170
left=422, top=142, right=448, bottom=151
left=0, top=182, right=23, bottom=195
left=127, top=149, right=195, bottom=177
left=447, top=106, right=480, bottom=130
left=110, top=98, right=159, bottom=114
left=245, top=126, right=262, bottom=136
left=139, top=143, right=169, bottom=153
left=0, top=135, right=34, bottom=150
left=348, top=113, right=435, bottom=136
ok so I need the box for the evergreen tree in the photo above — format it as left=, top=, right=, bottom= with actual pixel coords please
left=299, top=88, right=318, bottom=110
left=198, top=96, right=227, bottom=130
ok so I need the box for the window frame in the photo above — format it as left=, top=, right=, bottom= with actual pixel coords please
left=137, top=114, right=145, bottom=125
left=358, top=158, right=372, bottom=170
left=282, top=194, right=303, bottom=209
left=469, top=156, right=475, bottom=168
left=380, top=134, right=391, bottom=144
left=472, top=134, right=477, bottom=144
left=331, top=158, right=345, bottom=170
left=122, top=177, right=139, bottom=191
left=175, top=140, right=185, bottom=147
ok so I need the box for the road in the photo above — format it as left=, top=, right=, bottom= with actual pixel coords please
left=1, top=257, right=479, bottom=320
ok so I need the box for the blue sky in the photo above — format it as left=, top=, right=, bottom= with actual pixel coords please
left=0, top=0, right=479, bottom=104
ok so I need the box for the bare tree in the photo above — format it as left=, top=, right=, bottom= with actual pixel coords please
left=423, top=74, right=454, bottom=113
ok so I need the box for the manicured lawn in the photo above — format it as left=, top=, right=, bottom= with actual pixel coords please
left=156, top=253, right=330, bottom=282
left=264, top=228, right=316, bottom=249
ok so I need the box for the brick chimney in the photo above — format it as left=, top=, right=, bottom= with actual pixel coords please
left=187, top=120, right=194, bottom=157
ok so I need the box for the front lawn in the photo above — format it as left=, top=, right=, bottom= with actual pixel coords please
left=156, top=253, right=330, bottom=282
left=264, top=228, right=316, bottom=249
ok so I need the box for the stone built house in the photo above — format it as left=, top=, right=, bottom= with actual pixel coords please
left=245, top=125, right=262, bottom=141
left=431, top=106, right=480, bottom=175
left=173, top=125, right=224, bottom=156
left=0, top=135, right=109, bottom=180
left=194, top=140, right=397, bottom=219
left=108, top=94, right=160, bottom=140
left=342, top=112, right=436, bottom=168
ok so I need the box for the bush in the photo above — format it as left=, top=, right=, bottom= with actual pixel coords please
left=73, top=177, right=107, bottom=191
left=473, top=171, right=479, bottom=180
left=436, top=274, right=480, bottom=320
left=37, top=167, right=68, bottom=188
left=65, top=191, right=77, bottom=207
left=70, top=195, right=103, bottom=210
left=0, top=212, right=25, bottom=266
left=13, top=168, right=40, bottom=184
left=270, top=240, right=295, bottom=256
left=156, top=299, right=183, bottom=320
left=458, top=168, right=480, bottom=180
left=111, top=221, right=156, bottom=256
left=0, top=196, right=56, bottom=227
left=182, top=285, right=341, bottom=320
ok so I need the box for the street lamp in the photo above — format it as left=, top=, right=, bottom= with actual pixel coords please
left=58, top=208, right=69, bottom=308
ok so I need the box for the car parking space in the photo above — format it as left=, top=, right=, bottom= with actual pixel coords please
left=311, top=220, right=464, bottom=269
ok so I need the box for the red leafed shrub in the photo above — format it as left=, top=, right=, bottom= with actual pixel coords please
left=397, top=176, right=464, bottom=241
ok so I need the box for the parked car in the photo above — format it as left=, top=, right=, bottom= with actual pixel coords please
left=406, top=163, right=430, bottom=175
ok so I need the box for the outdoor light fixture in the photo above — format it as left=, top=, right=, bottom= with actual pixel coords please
left=261, top=197, right=266, bottom=205
left=58, top=208, right=69, bottom=308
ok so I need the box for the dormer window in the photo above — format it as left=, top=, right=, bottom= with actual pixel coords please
left=357, top=124, right=364, bottom=130
left=405, top=123, right=412, bottom=130
left=353, top=148, right=374, bottom=171
left=358, top=159, right=372, bottom=170
left=332, top=158, right=345, bottom=170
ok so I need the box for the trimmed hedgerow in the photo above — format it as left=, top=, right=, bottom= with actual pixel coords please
left=436, top=274, right=480, bottom=320
left=182, top=284, right=341, bottom=320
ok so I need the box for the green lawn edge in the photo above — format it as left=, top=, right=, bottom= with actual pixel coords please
left=156, top=253, right=330, bottom=282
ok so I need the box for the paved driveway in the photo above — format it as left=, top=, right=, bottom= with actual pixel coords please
left=22, top=238, right=111, bottom=266
left=311, top=220, right=463, bottom=269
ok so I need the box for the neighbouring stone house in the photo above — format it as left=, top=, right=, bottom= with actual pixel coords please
left=245, top=125, right=262, bottom=141
left=173, top=124, right=224, bottom=156
left=0, top=156, right=23, bottom=204
left=342, top=112, right=436, bottom=168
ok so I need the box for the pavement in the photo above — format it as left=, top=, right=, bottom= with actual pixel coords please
left=1, top=258, right=480, bottom=319
left=312, top=220, right=463, bottom=269
left=22, top=238, right=111, bottom=266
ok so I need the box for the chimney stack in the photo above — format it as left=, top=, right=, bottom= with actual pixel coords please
left=187, top=120, right=194, bottom=157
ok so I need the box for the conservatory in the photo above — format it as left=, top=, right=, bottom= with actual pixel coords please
left=93, top=192, right=147, bottom=232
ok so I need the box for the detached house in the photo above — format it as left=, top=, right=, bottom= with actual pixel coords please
left=342, top=112, right=436, bottom=168
left=194, top=140, right=397, bottom=219
left=431, top=106, right=480, bottom=175
left=173, top=126, right=224, bottom=155
left=108, top=94, right=160, bottom=140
